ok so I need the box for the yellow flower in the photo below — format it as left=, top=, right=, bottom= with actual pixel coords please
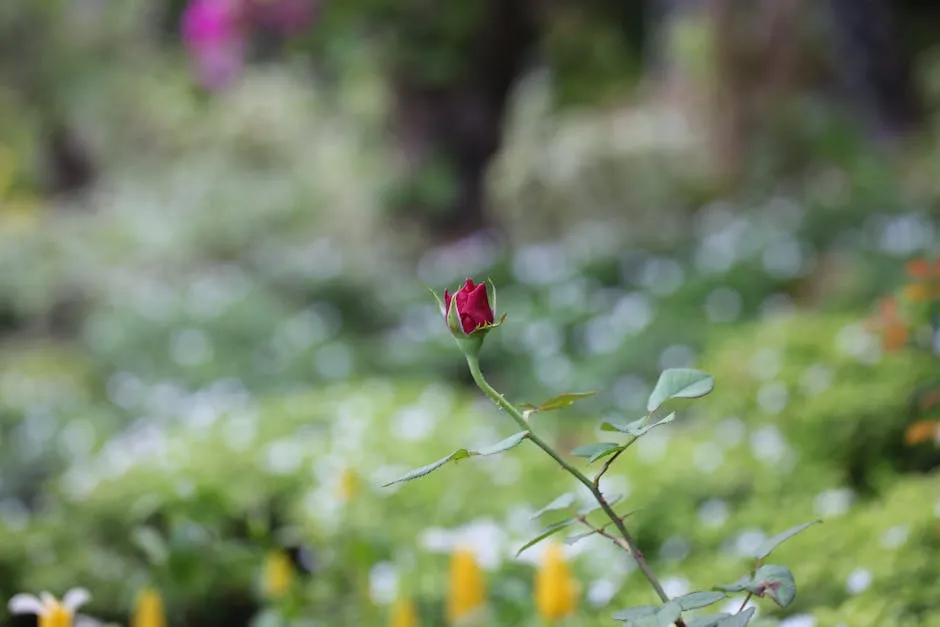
left=904, top=283, right=930, bottom=303
left=447, top=547, right=486, bottom=625
left=131, top=587, right=166, bottom=627
left=338, top=467, right=359, bottom=502
left=389, top=596, right=420, bottom=627
left=8, top=588, right=91, bottom=627
left=262, top=549, right=295, bottom=599
left=534, top=543, right=579, bottom=621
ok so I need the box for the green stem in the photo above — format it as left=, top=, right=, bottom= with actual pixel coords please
left=465, top=356, right=683, bottom=624
left=466, top=357, right=583, bottom=478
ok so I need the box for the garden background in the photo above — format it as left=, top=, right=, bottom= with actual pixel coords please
left=1, top=1, right=939, bottom=626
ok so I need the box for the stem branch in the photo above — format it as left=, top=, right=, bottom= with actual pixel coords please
left=576, top=515, right=631, bottom=553
left=593, top=436, right=637, bottom=489
left=465, top=356, right=685, bottom=627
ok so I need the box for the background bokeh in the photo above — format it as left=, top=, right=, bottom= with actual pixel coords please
left=1, top=1, right=939, bottom=626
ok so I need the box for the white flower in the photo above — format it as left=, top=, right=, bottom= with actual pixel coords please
left=8, top=588, right=91, bottom=626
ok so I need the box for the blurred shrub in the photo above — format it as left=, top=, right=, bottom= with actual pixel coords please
left=0, top=358, right=932, bottom=625
left=0, top=341, right=111, bottom=505
left=698, top=312, right=940, bottom=491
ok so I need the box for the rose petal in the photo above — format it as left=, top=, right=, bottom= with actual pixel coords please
left=8, top=594, right=45, bottom=615
left=461, top=281, right=494, bottom=331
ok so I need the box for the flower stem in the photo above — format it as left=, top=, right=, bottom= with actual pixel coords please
left=465, top=356, right=684, bottom=626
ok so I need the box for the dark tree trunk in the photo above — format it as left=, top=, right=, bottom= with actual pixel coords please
left=646, top=0, right=927, bottom=186
left=40, top=119, right=96, bottom=198
left=388, top=0, right=539, bottom=242
left=824, top=0, right=924, bottom=141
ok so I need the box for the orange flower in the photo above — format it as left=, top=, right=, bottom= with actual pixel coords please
left=872, top=296, right=909, bottom=351
left=919, top=390, right=940, bottom=411
left=906, top=259, right=932, bottom=279
left=883, top=323, right=909, bottom=351
left=905, top=420, right=940, bottom=447
left=879, top=296, right=900, bottom=317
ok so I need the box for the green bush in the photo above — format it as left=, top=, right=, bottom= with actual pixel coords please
left=698, top=311, right=940, bottom=491
left=0, top=345, right=933, bottom=625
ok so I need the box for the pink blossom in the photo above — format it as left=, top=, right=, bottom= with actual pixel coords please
left=181, top=0, right=246, bottom=89
left=181, top=0, right=318, bottom=89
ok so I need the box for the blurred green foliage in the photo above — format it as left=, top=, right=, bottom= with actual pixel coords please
left=1, top=331, right=937, bottom=625
left=0, top=2, right=939, bottom=626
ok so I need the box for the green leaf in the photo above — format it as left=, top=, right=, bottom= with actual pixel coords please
left=564, top=529, right=596, bottom=546
left=755, top=520, right=822, bottom=559
left=383, top=449, right=472, bottom=486
left=601, top=413, right=677, bottom=437
left=687, top=615, right=731, bottom=627
left=647, top=368, right=714, bottom=412
left=446, top=291, right=462, bottom=332
left=383, top=431, right=530, bottom=486
left=714, top=575, right=753, bottom=593
left=613, top=602, right=681, bottom=626
left=521, top=391, right=596, bottom=413
left=571, top=442, right=622, bottom=463
left=486, top=278, right=498, bottom=319
left=515, top=519, right=576, bottom=556
left=589, top=446, right=623, bottom=463
left=612, top=605, right=658, bottom=622
left=476, top=430, right=530, bottom=456
left=426, top=285, right=446, bottom=316
left=132, top=526, right=168, bottom=565
left=600, top=417, right=644, bottom=434
left=676, top=591, right=726, bottom=611
left=751, top=564, right=797, bottom=608
left=531, top=493, right=576, bottom=519
left=715, top=607, right=755, bottom=626
left=655, top=601, right=682, bottom=626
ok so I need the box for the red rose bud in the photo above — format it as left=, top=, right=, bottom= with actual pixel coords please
left=444, top=278, right=495, bottom=334
left=432, top=278, right=505, bottom=359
